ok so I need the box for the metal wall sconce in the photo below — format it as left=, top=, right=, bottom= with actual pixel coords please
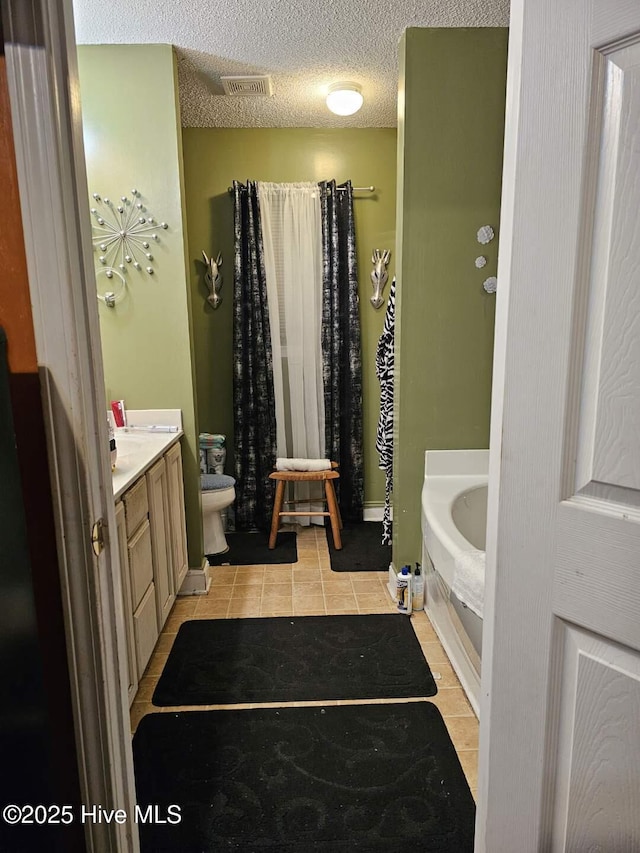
left=370, top=248, right=391, bottom=309
left=203, top=251, right=223, bottom=309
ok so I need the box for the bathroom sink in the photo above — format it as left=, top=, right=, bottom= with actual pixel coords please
left=111, top=429, right=183, bottom=500
left=115, top=433, right=151, bottom=451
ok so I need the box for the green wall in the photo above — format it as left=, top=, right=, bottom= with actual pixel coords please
left=393, top=28, right=508, bottom=569
left=182, top=128, right=397, bottom=508
left=77, top=45, right=203, bottom=568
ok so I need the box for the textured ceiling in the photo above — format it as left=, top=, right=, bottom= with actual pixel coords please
left=72, top=0, right=509, bottom=128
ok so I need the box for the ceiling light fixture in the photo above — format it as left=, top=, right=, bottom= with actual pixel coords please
left=326, top=82, right=364, bottom=116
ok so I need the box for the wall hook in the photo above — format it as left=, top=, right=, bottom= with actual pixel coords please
left=370, top=248, right=391, bottom=309
left=203, top=251, right=223, bottom=309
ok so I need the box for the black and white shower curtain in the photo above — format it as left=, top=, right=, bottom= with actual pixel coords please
left=232, top=179, right=363, bottom=530
left=232, top=180, right=277, bottom=531
left=319, top=180, right=364, bottom=524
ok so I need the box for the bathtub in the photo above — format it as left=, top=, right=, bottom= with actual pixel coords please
left=421, top=449, right=488, bottom=716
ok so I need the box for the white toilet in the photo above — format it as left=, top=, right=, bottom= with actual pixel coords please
left=201, top=473, right=236, bottom=557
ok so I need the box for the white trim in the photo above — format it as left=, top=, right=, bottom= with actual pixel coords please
left=476, top=1, right=524, bottom=845
left=179, top=560, right=212, bottom=595
left=363, top=505, right=384, bottom=522
left=4, top=2, right=136, bottom=850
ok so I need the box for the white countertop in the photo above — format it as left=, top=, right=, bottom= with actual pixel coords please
left=112, top=429, right=183, bottom=500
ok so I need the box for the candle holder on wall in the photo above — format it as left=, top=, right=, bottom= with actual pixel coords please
left=370, top=248, right=391, bottom=309
left=96, top=267, right=126, bottom=309
left=203, top=251, right=223, bottom=309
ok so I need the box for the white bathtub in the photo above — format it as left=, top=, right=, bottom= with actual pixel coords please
left=421, top=449, right=488, bottom=716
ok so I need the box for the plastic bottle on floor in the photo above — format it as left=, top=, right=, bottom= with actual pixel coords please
left=396, top=565, right=412, bottom=615
left=412, top=562, right=424, bottom=611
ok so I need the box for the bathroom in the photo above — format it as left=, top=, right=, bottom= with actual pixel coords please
left=76, top=29, right=504, bottom=589
left=5, top=4, right=635, bottom=838
left=2, top=2, right=507, bottom=849
left=70, top=20, right=506, bottom=831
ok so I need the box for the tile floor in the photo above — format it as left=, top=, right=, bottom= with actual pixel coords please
left=130, top=523, right=479, bottom=798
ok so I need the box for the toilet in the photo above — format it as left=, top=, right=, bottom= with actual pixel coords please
left=201, top=473, right=236, bottom=556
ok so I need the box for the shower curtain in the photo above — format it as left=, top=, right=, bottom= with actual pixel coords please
left=259, top=182, right=325, bottom=524
left=232, top=178, right=363, bottom=529
left=232, top=180, right=277, bottom=530
left=319, top=180, right=364, bottom=524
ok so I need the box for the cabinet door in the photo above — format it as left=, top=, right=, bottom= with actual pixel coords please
left=133, top=582, right=158, bottom=677
left=115, top=501, right=137, bottom=705
left=146, top=457, right=175, bottom=627
left=165, top=442, right=189, bottom=591
left=128, top=517, right=154, bottom=611
left=122, top=475, right=149, bottom=538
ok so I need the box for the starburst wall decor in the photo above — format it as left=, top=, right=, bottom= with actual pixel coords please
left=90, top=189, right=168, bottom=278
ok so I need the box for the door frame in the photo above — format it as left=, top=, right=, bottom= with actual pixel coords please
left=3, top=1, right=138, bottom=850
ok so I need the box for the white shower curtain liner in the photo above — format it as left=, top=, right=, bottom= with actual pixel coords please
left=258, top=182, right=326, bottom=524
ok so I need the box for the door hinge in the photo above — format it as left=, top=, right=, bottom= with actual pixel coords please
left=91, top=518, right=105, bottom=557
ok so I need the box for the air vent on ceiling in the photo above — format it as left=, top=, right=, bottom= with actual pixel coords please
left=221, top=75, right=274, bottom=96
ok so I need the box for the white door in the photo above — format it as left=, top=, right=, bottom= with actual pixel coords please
left=4, top=0, right=138, bottom=849
left=478, top=0, right=640, bottom=849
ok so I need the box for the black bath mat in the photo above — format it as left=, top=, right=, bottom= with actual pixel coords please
left=326, top=521, right=392, bottom=572
left=133, top=703, right=475, bottom=852
left=207, top=531, right=297, bottom=565
left=152, top=614, right=437, bottom=706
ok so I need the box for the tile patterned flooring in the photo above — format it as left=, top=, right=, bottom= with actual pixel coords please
left=131, top=524, right=479, bottom=799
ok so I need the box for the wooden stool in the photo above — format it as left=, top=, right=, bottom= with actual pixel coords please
left=268, top=462, right=343, bottom=549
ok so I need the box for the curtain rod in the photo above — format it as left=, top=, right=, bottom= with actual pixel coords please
left=227, top=185, right=375, bottom=194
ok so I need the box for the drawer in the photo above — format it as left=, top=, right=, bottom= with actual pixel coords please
left=133, top=582, right=158, bottom=676
left=123, top=476, right=149, bottom=537
left=128, top=517, right=153, bottom=610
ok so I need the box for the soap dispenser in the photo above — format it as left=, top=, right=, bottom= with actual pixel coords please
left=412, top=563, right=424, bottom=611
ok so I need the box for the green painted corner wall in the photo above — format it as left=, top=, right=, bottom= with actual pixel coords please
left=393, top=28, right=508, bottom=569
left=76, top=44, right=203, bottom=567
left=181, top=128, right=397, bottom=508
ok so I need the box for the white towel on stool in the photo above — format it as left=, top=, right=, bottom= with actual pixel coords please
left=276, top=458, right=331, bottom=472
left=452, top=549, right=485, bottom=619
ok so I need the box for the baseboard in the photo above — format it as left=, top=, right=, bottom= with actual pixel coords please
left=387, top=563, right=397, bottom=601
left=363, top=505, right=386, bottom=522
left=178, top=560, right=211, bottom=595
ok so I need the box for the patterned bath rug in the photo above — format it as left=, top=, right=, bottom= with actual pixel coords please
left=152, top=613, right=437, bottom=706
left=133, top=703, right=475, bottom=852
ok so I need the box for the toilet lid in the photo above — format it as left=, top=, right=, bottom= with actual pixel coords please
left=201, top=473, right=235, bottom=491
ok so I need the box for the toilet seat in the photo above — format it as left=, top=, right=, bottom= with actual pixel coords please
left=201, top=484, right=235, bottom=511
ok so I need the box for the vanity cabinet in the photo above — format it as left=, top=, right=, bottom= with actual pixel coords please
left=146, top=457, right=175, bottom=627
left=165, top=442, right=189, bottom=591
left=115, top=438, right=188, bottom=705
left=114, top=501, right=138, bottom=705
left=122, top=477, right=158, bottom=680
